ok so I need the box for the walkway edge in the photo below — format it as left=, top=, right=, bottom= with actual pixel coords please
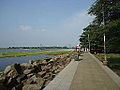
left=89, top=52, right=120, bottom=88
left=44, top=59, right=79, bottom=90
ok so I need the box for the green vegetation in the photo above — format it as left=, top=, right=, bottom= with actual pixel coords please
left=79, top=0, right=120, bottom=53
left=95, top=54, right=120, bottom=69
left=0, top=50, right=71, bottom=58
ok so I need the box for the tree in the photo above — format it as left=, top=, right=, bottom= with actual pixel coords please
left=79, top=0, right=120, bottom=53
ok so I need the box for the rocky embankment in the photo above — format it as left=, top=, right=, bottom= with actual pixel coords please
left=0, top=54, right=72, bottom=90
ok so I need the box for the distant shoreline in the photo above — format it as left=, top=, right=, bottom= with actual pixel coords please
left=0, top=50, right=72, bottom=58
left=0, top=46, right=72, bottom=49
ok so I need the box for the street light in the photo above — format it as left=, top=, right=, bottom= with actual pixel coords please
left=88, top=34, right=90, bottom=52
left=103, top=4, right=107, bottom=65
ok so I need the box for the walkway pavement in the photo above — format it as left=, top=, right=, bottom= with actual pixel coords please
left=44, top=59, right=79, bottom=90
left=44, top=52, right=120, bottom=90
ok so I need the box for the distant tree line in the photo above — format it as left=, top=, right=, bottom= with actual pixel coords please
left=8, top=46, right=69, bottom=49
left=79, top=0, right=120, bottom=53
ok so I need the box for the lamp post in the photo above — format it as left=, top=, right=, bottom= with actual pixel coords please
left=88, top=34, right=90, bottom=52
left=103, top=4, right=107, bottom=65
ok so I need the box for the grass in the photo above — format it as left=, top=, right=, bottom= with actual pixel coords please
left=0, top=50, right=72, bottom=58
left=94, top=54, right=120, bottom=76
left=94, top=54, right=120, bottom=62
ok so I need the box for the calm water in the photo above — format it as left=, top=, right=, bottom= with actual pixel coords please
left=0, top=54, right=54, bottom=71
left=0, top=49, right=42, bottom=52
left=0, top=48, right=66, bottom=52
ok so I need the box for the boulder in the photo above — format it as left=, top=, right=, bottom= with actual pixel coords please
left=22, top=84, right=41, bottom=90
left=11, top=83, right=23, bottom=90
left=37, top=71, right=46, bottom=78
left=6, top=78, right=19, bottom=89
left=0, top=77, right=7, bottom=90
left=16, top=74, right=27, bottom=83
left=0, top=84, right=7, bottom=90
left=0, top=53, right=72, bottom=90
left=4, top=66, right=12, bottom=75
left=21, top=63, right=32, bottom=70
left=42, top=60, right=48, bottom=65
left=33, top=64, right=42, bottom=73
left=23, top=69, right=34, bottom=75
left=4, top=63, right=22, bottom=78
left=27, top=73, right=34, bottom=78
left=6, top=70, right=19, bottom=78
left=24, top=75, right=45, bottom=87
left=0, top=76, right=6, bottom=83
left=44, top=57, right=52, bottom=62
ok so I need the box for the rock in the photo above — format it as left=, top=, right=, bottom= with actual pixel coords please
left=29, top=60, right=34, bottom=64
left=23, top=69, right=34, bottom=75
left=11, top=83, right=23, bottom=90
left=21, top=63, right=32, bottom=70
left=4, top=66, right=12, bottom=75
left=6, top=69, right=19, bottom=78
left=35, top=77, right=45, bottom=87
left=16, top=74, right=27, bottom=83
left=48, top=59, right=54, bottom=63
left=27, top=73, right=34, bottom=78
left=24, top=75, right=45, bottom=87
left=0, top=84, right=7, bottom=90
left=24, top=78, right=36, bottom=85
left=42, top=65, right=51, bottom=72
left=44, top=57, right=52, bottom=62
left=6, top=78, right=19, bottom=89
left=4, top=63, right=22, bottom=78
left=43, top=73, right=50, bottom=79
left=0, top=77, right=7, bottom=90
left=42, top=60, right=48, bottom=65
left=24, top=75, right=38, bottom=85
left=6, top=70, right=18, bottom=78
left=22, top=84, right=41, bottom=90
left=33, top=64, right=42, bottom=73
left=37, top=71, right=46, bottom=78
left=52, top=66, right=58, bottom=72
left=0, top=53, right=72, bottom=90
left=13, top=63, right=22, bottom=74
left=0, top=76, right=6, bottom=83
left=44, top=80, right=51, bottom=87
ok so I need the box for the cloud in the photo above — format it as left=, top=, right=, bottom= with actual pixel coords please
left=63, top=10, right=94, bottom=32
left=41, top=29, right=46, bottom=32
left=19, top=25, right=32, bottom=31
left=57, top=10, right=94, bottom=45
left=19, top=25, right=47, bottom=32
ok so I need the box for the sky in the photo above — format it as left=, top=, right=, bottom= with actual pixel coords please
left=0, top=0, right=95, bottom=48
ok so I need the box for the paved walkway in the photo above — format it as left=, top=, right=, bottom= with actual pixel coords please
left=44, top=52, right=120, bottom=90
left=44, top=59, right=79, bottom=90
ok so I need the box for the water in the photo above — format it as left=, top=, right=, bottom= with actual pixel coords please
left=0, top=54, right=54, bottom=71
left=0, top=48, right=69, bottom=71
left=0, top=48, right=67, bottom=52
left=0, top=49, right=42, bottom=52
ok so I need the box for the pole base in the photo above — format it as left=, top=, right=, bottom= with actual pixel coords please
left=103, top=60, right=108, bottom=65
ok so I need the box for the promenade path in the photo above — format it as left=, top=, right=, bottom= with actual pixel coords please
left=44, top=52, right=120, bottom=90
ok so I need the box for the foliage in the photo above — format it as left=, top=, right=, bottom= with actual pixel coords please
left=95, top=54, right=120, bottom=69
left=79, top=0, right=120, bottom=53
